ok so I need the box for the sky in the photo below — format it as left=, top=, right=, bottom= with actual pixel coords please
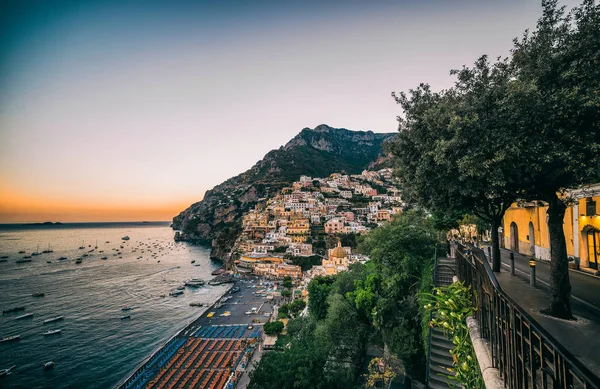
left=0, top=0, right=582, bottom=222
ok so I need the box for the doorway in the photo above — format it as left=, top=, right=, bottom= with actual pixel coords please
left=510, top=222, right=519, bottom=252
left=528, top=221, right=535, bottom=256
left=587, top=228, right=599, bottom=270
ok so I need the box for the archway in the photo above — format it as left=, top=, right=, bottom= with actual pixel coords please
left=528, top=222, right=535, bottom=256
left=510, top=222, right=519, bottom=252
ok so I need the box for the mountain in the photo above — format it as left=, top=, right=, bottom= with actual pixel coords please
left=172, top=124, right=395, bottom=261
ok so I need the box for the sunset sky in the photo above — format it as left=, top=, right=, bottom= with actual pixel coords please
left=0, top=0, right=581, bottom=222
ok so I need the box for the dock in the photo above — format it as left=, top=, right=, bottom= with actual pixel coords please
left=118, top=277, right=276, bottom=389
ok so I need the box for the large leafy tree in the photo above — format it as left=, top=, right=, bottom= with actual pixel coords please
left=390, top=55, right=518, bottom=272
left=504, top=0, right=600, bottom=318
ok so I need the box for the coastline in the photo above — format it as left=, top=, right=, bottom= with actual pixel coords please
left=115, top=283, right=234, bottom=389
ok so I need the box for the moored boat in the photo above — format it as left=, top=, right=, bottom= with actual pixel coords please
left=169, top=289, right=184, bottom=297
left=0, top=365, right=16, bottom=376
left=0, top=335, right=20, bottom=343
left=184, top=278, right=205, bottom=287
left=121, top=236, right=130, bottom=241
left=32, top=292, right=45, bottom=297
left=43, top=361, right=54, bottom=369
left=15, top=313, right=33, bottom=320
left=120, top=315, right=131, bottom=320
left=16, top=258, right=32, bottom=263
left=43, top=316, right=64, bottom=324
left=57, top=257, right=67, bottom=261
left=42, top=329, right=61, bottom=336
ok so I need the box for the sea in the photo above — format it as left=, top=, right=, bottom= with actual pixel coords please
left=0, top=222, right=228, bottom=389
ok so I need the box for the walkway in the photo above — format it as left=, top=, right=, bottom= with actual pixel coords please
left=491, top=247, right=600, bottom=313
left=481, top=247, right=600, bottom=374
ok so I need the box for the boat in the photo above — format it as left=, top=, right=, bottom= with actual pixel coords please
left=184, top=278, right=205, bottom=287
left=18, top=250, right=25, bottom=254
left=32, top=292, right=45, bottom=297
left=42, top=244, right=53, bottom=254
left=46, top=261, right=52, bottom=264
left=0, top=335, right=20, bottom=343
left=57, top=257, right=67, bottom=261
left=121, top=306, right=132, bottom=311
left=43, top=316, right=64, bottom=324
left=78, top=241, right=85, bottom=249
left=95, top=241, right=98, bottom=249
left=0, top=259, right=7, bottom=263
left=3, top=307, right=25, bottom=314
left=82, top=254, right=89, bottom=257
left=42, top=329, right=61, bottom=336
left=121, top=236, right=130, bottom=241
left=120, top=315, right=131, bottom=320
left=0, top=255, right=8, bottom=259
left=75, top=259, right=82, bottom=264
left=43, top=361, right=54, bottom=369
left=191, top=260, right=195, bottom=264
left=101, top=256, right=108, bottom=260
left=105, top=241, right=110, bottom=243
left=120, top=245, right=124, bottom=249
left=17, top=257, right=32, bottom=263
left=189, top=302, right=204, bottom=307
left=15, top=313, right=33, bottom=320
left=231, top=286, right=240, bottom=293
left=0, top=365, right=16, bottom=377
left=31, top=245, right=41, bottom=256
left=169, top=289, right=184, bottom=297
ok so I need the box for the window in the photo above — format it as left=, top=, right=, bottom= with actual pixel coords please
left=586, top=199, right=597, bottom=216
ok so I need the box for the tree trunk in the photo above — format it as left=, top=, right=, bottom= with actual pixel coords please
left=491, top=218, right=501, bottom=272
left=542, top=193, right=573, bottom=320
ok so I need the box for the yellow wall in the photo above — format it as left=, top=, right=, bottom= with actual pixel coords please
left=503, top=196, right=600, bottom=267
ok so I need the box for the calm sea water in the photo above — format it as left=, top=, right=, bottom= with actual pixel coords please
left=0, top=222, right=228, bottom=388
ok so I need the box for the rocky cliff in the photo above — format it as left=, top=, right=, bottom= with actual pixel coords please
left=172, top=124, right=395, bottom=262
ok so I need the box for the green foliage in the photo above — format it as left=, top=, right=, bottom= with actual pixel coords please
left=263, top=320, right=285, bottom=336
left=289, top=299, right=306, bottom=315
left=287, top=255, right=322, bottom=271
left=273, top=245, right=288, bottom=253
left=307, top=276, right=334, bottom=320
left=281, top=289, right=291, bottom=298
left=424, top=282, right=482, bottom=389
left=282, top=277, right=293, bottom=289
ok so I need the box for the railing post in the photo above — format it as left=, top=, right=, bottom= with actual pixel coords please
left=529, top=259, right=536, bottom=288
left=510, top=252, right=515, bottom=276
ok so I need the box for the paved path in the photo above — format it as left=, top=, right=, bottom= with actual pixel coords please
left=483, top=246, right=600, bottom=315
left=493, top=270, right=600, bottom=374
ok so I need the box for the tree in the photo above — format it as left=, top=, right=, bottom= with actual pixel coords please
left=307, top=276, right=334, bottom=320
left=281, top=289, right=292, bottom=299
left=501, top=0, right=600, bottom=319
left=391, top=54, right=518, bottom=273
left=264, top=320, right=284, bottom=336
left=289, top=299, right=306, bottom=315
left=282, top=277, right=293, bottom=289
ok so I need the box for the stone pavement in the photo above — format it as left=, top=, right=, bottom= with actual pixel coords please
left=492, top=265, right=600, bottom=374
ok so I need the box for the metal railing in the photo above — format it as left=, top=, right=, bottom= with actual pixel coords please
left=425, top=247, right=438, bottom=388
left=454, top=242, right=600, bottom=389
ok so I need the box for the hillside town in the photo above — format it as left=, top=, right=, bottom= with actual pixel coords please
left=231, top=168, right=405, bottom=283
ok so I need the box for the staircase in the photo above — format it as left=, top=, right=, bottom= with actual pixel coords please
left=427, top=257, right=458, bottom=389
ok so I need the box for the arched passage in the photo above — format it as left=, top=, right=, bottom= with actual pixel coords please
left=528, top=221, right=535, bottom=256
left=510, top=222, right=519, bottom=252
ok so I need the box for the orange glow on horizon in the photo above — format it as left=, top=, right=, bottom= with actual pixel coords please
left=0, top=188, right=202, bottom=223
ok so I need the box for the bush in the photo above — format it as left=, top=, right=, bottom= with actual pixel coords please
left=264, top=320, right=284, bottom=336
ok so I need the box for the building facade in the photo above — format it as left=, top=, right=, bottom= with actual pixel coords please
left=502, top=184, right=600, bottom=270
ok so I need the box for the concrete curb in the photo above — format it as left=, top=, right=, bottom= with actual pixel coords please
left=466, top=316, right=504, bottom=389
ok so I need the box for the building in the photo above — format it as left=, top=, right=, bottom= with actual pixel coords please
left=321, top=241, right=351, bottom=275
left=324, top=218, right=345, bottom=234
left=502, top=184, right=600, bottom=271
left=253, top=263, right=303, bottom=279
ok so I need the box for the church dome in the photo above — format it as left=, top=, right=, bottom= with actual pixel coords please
left=331, top=242, right=347, bottom=258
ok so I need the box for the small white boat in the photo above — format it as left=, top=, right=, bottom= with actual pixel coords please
left=15, top=313, right=33, bottom=320
left=43, top=316, right=64, bottom=324
left=184, top=278, right=205, bottom=287
left=0, top=365, right=16, bottom=376
left=120, top=315, right=131, bottom=320
left=43, top=329, right=61, bottom=336
left=0, top=335, right=20, bottom=343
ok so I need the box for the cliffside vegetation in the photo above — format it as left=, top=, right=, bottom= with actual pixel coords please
left=248, top=211, right=440, bottom=388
